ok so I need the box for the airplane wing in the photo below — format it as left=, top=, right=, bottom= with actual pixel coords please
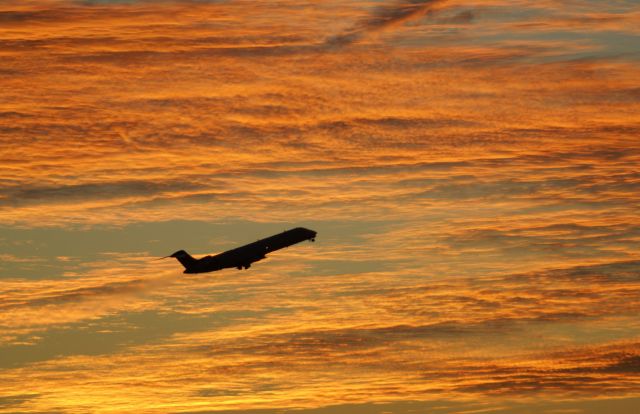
left=224, top=227, right=316, bottom=269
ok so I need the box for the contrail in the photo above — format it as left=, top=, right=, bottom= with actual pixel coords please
left=326, top=0, right=450, bottom=47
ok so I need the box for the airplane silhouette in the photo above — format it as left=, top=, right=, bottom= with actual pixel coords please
left=164, top=227, right=317, bottom=273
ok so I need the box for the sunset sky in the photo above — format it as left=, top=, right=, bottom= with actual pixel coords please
left=1, top=0, right=639, bottom=413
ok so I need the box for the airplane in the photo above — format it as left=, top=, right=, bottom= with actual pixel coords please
left=163, top=227, right=317, bottom=274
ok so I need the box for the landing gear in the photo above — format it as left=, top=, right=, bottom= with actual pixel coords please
left=244, top=263, right=251, bottom=269
left=310, top=238, right=315, bottom=242
left=236, top=265, right=242, bottom=270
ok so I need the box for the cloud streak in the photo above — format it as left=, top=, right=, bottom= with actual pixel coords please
left=1, top=241, right=639, bottom=410
left=0, top=257, right=180, bottom=334
left=1, top=0, right=640, bottom=413
left=326, top=0, right=450, bottom=46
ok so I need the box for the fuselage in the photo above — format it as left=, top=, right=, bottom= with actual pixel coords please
left=179, top=227, right=316, bottom=274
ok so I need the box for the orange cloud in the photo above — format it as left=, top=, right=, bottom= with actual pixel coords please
left=1, top=0, right=639, bottom=413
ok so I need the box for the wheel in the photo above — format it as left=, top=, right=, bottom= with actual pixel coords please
left=310, top=238, right=315, bottom=242
left=244, top=264, right=251, bottom=269
left=236, top=265, right=242, bottom=270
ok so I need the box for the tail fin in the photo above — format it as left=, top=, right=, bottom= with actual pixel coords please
left=170, top=250, right=197, bottom=271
